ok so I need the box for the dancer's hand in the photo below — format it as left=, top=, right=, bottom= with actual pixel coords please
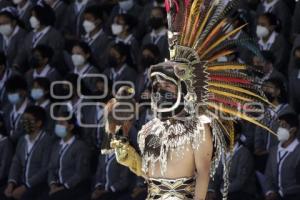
left=4, top=183, right=15, bottom=197
left=12, top=185, right=27, bottom=200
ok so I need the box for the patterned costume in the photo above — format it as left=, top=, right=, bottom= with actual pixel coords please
left=107, top=0, right=275, bottom=199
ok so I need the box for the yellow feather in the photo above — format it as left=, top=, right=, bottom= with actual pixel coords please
left=208, top=82, right=273, bottom=106
left=207, top=102, right=276, bottom=136
left=181, top=0, right=202, bottom=45
left=200, top=24, right=247, bottom=59
left=207, top=64, right=247, bottom=71
left=197, top=19, right=227, bottom=52
left=207, top=50, right=235, bottom=62
left=208, top=88, right=252, bottom=102
left=192, top=1, right=217, bottom=46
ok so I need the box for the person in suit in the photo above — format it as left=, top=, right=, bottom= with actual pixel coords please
left=62, top=0, right=97, bottom=40
left=135, top=44, right=161, bottom=101
left=48, top=111, right=91, bottom=200
left=30, top=77, right=55, bottom=135
left=0, top=51, right=17, bottom=109
left=13, top=3, right=64, bottom=73
left=82, top=5, right=111, bottom=71
left=252, top=50, right=286, bottom=85
left=256, top=0, right=291, bottom=38
left=103, top=42, right=137, bottom=87
left=264, top=113, right=300, bottom=200
left=4, top=106, right=53, bottom=200
left=206, top=122, right=256, bottom=200
left=12, top=0, right=33, bottom=30
left=110, top=13, right=139, bottom=66
left=142, top=6, right=169, bottom=60
left=256, top=13, right=290, bottom=75
left=106, top=0, right=142, bottom=33
left=136, top=0, right=165, bottom=40
left=44, top=0, right=68, bottom=32
left=56, top=73, right=99, bottom=149
left=288, top=46, right=300, bottom=113
left=70, top=41, right=100, bottom=92
left=3, top=75, right=30, bottom=144
left=25, top=44, right=61, bottom=85
left=0, top=0, right=13, bottom=10
left=0, top=7, right=28, bottom=68
left=292, top=1, right=300, bottom=37
left=254, top=78, right=295, bottom=173
left=91, top=152, right=131, bottom=200
left=0, top=114, right=13, bottom=200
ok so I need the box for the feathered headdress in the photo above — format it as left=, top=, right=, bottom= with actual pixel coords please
left=148, top=0, right=275, bottom=198
left=150, top=0, right=275, bottom=137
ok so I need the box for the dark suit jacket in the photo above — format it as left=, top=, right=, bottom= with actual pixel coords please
left=209, top=144, right=256, bottom=196
left=62, top=0, right=97, bottom=38
left=8, top=132, right=53, bottom=188
left=3, top=99, right=32, bottom=143
left=83, top=30, right=111, bottom=71
left=14, top=27, right=65, bottom=72
left=103, top=64, right=137, bottom=86
left=0, top=137, right=13, bottom=184
left=142, top=32, right=170, bottom=59
left=53, top=1, right=68, bottom=32
left=95, top=153, right=130, bottom=192
left=48, top=138, right=90, bottom=189
left=0, top=27, right=28, bottom=68
left=265, top=141, right=300, bottom=196
left=18, top=1, right=34, bottom=31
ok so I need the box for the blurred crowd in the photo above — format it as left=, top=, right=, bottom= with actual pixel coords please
left=0, top=0, right=299, bottom=200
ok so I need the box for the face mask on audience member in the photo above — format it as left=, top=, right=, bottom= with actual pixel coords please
left=72, top=54, right=85, bottom=67
left=277, top=127, right=290, bottom=142
left=264, top=91, right=275, bottom=102
left=108, top=55, right=120, bottom=68
left=55, top=124, right=68, bottom=138
left=111, top=23, right=123, bottom=35
left=149, top=17, right=164, bottom=30
left=22, top=117, right=37, bottom=134
left=8, top=93, right=21, bottom=105
left=119, top=0, right=134, bottom=11
left=31, top=88, right=44, bottom=100
left=294, top=57, right=300, bottom=68
left=141, top=56, right=156, bottom=69
left=12, top=0, right=22, bottom=5
left=30, top=56, right=42, bottom=68
left=83, top=20, right=96, bottom=33
left=30, top=16, right=40, bottom=30
left=0, top=24, right=13, bottom=36
left=256, top=25, right=269, bottom=39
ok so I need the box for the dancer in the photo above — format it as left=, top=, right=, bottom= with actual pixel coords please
left=107, top=0, right=275, bottom=199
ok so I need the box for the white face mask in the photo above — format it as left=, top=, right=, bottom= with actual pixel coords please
left=83, top=20, right=96, bottom=33
left=277, top=127, right=290, bottom=142
left=0, top=24, right=13, bottom=36
left=72, top=54, right=85, bottom=67
left=30, top=16, right=40, bottom=30
left=256, top=25, right=269, bottom=39
left=119, top=0, right=134, bottom=11
left=111, top=24, right=123, bottom=35
left=13, top=0, right=22, bottom=5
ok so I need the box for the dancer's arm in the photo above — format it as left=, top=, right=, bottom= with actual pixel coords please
left=194, top=124, right=213, bottom=200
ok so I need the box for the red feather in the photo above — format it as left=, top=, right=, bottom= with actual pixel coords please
left=209, top=97, right=240, bottom=108
left=209, top=76, right=251, bottom=84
